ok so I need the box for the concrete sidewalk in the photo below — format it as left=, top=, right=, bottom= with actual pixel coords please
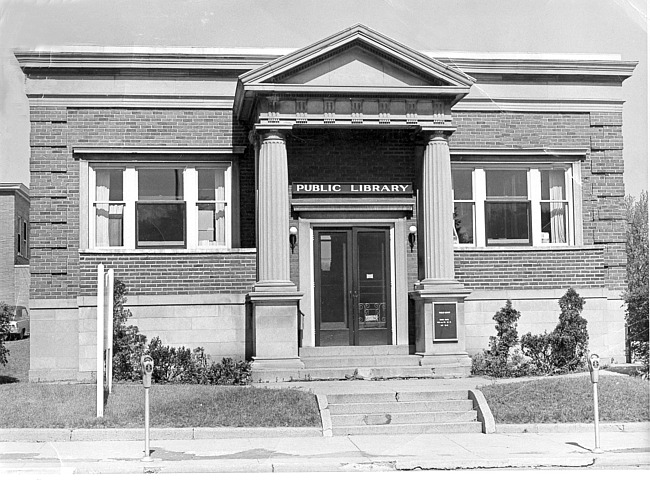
left=1, top=371, right=647, bottom=473
left=1, top=429, right=648, bottom=473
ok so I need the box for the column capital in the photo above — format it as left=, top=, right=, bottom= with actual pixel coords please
left=259, top=129, right=286, bottom=144
left=422, top=130, right=450, bottom=144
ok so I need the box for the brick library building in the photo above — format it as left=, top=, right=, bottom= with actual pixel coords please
left=15, top=25, right=636, bottom=382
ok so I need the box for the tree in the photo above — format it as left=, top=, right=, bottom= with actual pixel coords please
left=624, top=191, right=649, bottom=368
left=0, top=303, right=12, bottom=365
left=551, top=288, right=589, bottom=372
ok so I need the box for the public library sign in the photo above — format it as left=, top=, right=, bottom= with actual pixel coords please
left=292, top=183, right=413, bottom=194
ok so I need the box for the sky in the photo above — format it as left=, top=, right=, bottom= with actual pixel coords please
left=0, top=0, right=647, bottom=196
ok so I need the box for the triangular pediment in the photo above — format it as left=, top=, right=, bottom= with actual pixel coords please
left=240, top=25, right=473, bottom=88
left=267, top=43, right=447, bottom=87
left=234, top=25, right=474, bottom=125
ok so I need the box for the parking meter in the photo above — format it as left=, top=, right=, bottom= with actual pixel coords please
left=587, top=353, right=600, bottom=383
left=141, top=355, right=154, bottom=388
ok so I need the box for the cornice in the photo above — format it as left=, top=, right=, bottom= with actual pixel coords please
left=435, top=57, right=637, bottom=78
left=14, top=49, right=280, bottom=71
left=0, top=183, right=30, bottom=200
left=15, top=48, right=635, bottom=79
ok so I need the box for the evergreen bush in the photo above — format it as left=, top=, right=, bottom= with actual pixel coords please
left=471, top=300, right=529, bottom=377
left=112, top=279, right=147, bottom=381
left=520, top=287, right=589, bottom=374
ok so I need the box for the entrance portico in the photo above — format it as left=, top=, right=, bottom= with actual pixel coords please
left=234, top=24, right=475, bottom=377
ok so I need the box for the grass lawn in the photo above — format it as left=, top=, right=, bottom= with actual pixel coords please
left=0, top=338, right=321, bottom=429
left=479, top=375, right=650, bottom=424
left=0, top=383, right=321, bottom=428
left=0, top=337, right=30, bottom=383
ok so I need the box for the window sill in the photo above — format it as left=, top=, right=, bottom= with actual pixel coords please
left=454, top=245, right=601, bottom=252
left=80, top=248, right=256, bottom=254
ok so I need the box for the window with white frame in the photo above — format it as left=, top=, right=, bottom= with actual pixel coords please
left=89, top=163, right=232, bottom=249
left=452, top=164, right=574, bottom=247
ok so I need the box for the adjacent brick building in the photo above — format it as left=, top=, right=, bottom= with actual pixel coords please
left=0, top=183, right=30, bottom=309
left=15, top=25, right=635, bottom=381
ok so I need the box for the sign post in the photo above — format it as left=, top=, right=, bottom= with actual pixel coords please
left=96, top=264, right=115, bottom=418
left=587, top=352, right=603, bottom=454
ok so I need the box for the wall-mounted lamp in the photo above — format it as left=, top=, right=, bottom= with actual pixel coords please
left=408, top=225, right=417, bottom=252
left=289, top=226, right=298, bottom=253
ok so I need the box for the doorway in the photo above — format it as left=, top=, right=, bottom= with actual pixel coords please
left=314, top=227, right=392, bottom=346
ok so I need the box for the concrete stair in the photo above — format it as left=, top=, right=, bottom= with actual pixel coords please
left=252, top=346, right=471, bottom=382
left=325, top=390, right=483, bottom=436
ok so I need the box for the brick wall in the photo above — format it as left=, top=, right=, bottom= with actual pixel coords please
left=450, top=112, right=591, bottom=150
left=587, top=112, right=626, bottom=290
left=28, top=106, right=626, bottom=301
left=79, top=253, right=256, bottom=296
left=451, top=110, right=626, bottom=290
left=0, top=194, right=16, bottom=303
left=29, top=106, right=251, bottom=300
left=287, top=129, right=417, bottom=183
left=454, top=248, right=605, bottom=290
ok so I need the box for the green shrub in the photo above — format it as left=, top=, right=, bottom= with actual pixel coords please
left=194, top=352, right=251, bottom=385
left=112, top=279, right=147, bottom=381
left=520, top=331, right=554, bottom=375
left=472, top=300, right=529, bottom=377
left=551, top=288, right=589, bottom=372
left=147, top=337, right=198, bottom=384
left=520, top=288, right=589, bottom=375
left=0, top=302, right=11, bottom=366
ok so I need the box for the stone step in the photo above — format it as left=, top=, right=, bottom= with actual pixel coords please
left=252, top=366, right=441, bottom=383
left=331, top=410, right=478, bottom=426
left=332, top=421, right=483, bottom=436
left=328, top=399, right=474, bottom=415
left=302, top=355, right=421, bottom=368
left=327, top=390, right=469, bottom=404
left=299, top=346, right=411, bottom=357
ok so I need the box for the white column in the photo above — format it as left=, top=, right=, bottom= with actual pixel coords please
left=255, top=129, right=294, bottom=290
left=419, top=131, right=455, bottom=283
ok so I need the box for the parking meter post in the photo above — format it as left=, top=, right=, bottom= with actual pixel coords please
left=143, top=388, right=152, bottom=461
left=588, top=353, right=603, bottom=454
left=593, top=382, right=602, bottom=453
left=140, top=355, right=154, bottom=462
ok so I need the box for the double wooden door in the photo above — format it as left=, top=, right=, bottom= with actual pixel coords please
left=314, top=227, right=392, bottom=346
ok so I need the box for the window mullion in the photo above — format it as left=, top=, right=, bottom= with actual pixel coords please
left=89, top=167, right=97, bottom=248
left=474, top=168, right=486, bottom=247
left=225, top=166, right=232, bottom=248
left=123, top=168, right=138, bottom=249
left=530, top=168, right=542, bottom=246
left=185, top=168, right=198, bottom=249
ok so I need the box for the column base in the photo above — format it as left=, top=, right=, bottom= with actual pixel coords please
left=252, top=280, right=298, bottom=293
left=410, top=281, right=472, bottom=359
left=248, top=289, right=303, bottom=366
left=413, top=278, right=471, bottom=296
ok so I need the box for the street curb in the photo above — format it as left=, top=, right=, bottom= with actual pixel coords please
left=496, top=422, right=650, bottom=433
left=0, top=422, right=647, bottom=442
left=0, top=426, right=322, bottom=442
